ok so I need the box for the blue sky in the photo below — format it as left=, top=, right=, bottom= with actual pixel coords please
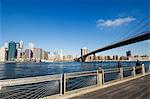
left=0, top=0, right=150, bottom=56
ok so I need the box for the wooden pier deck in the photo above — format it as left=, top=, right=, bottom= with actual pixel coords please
left=71, top=74, right=150, bottom=99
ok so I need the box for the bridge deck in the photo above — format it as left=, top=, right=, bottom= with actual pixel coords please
left=71, top=75, right=150, bottom=99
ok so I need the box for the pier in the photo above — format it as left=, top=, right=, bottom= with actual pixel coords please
left=0, top=64, right=150, bottom=99
left=71, top=73, right=150, bottom=99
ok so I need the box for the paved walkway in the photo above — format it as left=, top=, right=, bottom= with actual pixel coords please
left=71, top=75, right=150, bottom=99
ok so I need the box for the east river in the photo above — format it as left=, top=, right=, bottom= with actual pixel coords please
left=0, top=61, right=150, bottom=80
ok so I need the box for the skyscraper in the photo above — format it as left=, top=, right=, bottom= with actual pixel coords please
left=33, top=48, right=42, bottom=62
left=8, top=41, right=17, bottom=61
left=25, top=49, right=33, bottom=61
left=16, top=42, right=20, bottom=49
left=0, top=47, right=7, bottom=62
left=19, top=40, right=23, bottom=49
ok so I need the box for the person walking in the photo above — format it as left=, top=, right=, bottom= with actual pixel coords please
left=118, top=61, right=122, bottom=68
left=136, top=60, right=141, bottom=74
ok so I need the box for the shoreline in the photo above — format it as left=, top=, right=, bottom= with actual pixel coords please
left=0, top=60, right=149, bottom=64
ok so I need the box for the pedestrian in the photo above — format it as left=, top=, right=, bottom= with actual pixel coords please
left=118, top=61, right=122, bottom=68
left=136, top=60, right=141, bottom=74
left=136, top=60, right=141, bottom=66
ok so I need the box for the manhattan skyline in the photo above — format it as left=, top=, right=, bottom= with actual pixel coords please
left=0, top=0, right=150, bottom=56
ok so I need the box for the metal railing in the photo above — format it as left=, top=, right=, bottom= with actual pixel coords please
left=0, top=64, right=150, bottom=99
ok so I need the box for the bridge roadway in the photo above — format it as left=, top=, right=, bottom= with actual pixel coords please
left=71, top=74, right=150, bottom=99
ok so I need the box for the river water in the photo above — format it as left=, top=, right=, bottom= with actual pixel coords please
left=0, top=61, right=150, bottom=80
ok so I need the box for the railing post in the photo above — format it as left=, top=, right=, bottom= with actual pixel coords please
left=102, top=69, right=105, bottom=84
left=142, top=64, right=145, bottom=75
left=63, top=73, right=66, bottom=95
left=0, top=86, right=2, bottom=90
left=60, top=73, right=63, bottom=95
left=97, top=70, right=103, bottom=86
left=120, top=68, right=123, bottom=79
left=97, top=70, right=99, bottom=86
left=132, top=66, right=136, bottom=77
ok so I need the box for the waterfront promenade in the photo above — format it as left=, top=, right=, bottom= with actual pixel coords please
left=0, top=64, right=150, bottom=99
left=71, top=74, right=150, bottom=99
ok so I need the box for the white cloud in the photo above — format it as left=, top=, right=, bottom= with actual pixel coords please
left=96, top=17, right=136, bottom=28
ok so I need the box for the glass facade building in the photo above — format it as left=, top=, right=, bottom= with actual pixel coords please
left=8, top=41, right=17, bottom=61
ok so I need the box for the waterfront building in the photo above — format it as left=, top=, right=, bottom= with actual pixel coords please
left=63, top=55, right=73, bottom=62
left=49, top=50, right=64, bottom=62
left=104, top=56, right=112, bottom=60
left=25, top=49, right=33, bottom=61
left=19, top=40, right=23, bottom=49
left=113, top=55, right=119, bottom=60
left=42, top=51, right=49, bottom=60
left=97, top=55, right=104, bottom=60
left=44, top=51, right=49, bottom=60
left=0, top=47, right=7, bottom=62
left=120, top=56, right=127, bottom=60
left=8, top=41, right=17, bottom=61
left=17, top=49, right=22, bottom=59
left=33, top=48, right=42, bottom=62
left=140, top=55, right=150, bottom=60
left=16, top=42, right=20, bottom=49
left=60, top=50, right=63, bottom=61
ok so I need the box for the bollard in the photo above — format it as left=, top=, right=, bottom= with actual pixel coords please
left=97, top=70, right=103, bottom=86
left=0, top=86, right=2, bottom=90
left=99, top=72, right=103, bottom=86
left=60, top=74, right=63, bottom=95
left=132, top=66, right=136, bottom=77
left=120, top=68, right=123, bottom=79
left=63, top=73, right=66, bottom=95
left=142, top=64, right=145, bottom=75
left=102, top=69, right=105, bottom=84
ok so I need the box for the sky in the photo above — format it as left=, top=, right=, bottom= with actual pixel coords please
left=0, top=0, right=150, bottom=56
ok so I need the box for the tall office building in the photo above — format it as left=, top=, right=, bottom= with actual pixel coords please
left=0, top=47, right=7, bottom=62
left=25, top=49, right=33, bottom=61
left=17, top=49, right=22, bottom=59
left=33, top=48, right=42, bottom=62
left=19, top=40, right=23, bottom=49
left=60, top=50, right=63, bottom=60
left=42, top=51, right=48, bottom=60
left=8, top=41, right=17, bottom=61
left=16, top=42, right=20, bottom=49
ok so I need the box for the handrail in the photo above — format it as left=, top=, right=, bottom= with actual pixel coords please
left=0, top=74, right=61, bottom=87
left=0, top=66, right=146, bottom=87
left=66, top=70, right=97, bottom=79
left=0, top=64, right=149, bottom=99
